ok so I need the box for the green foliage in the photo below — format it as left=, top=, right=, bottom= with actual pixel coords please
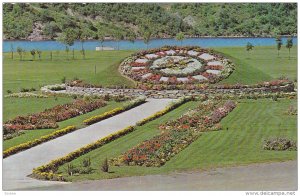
left=30, top=49, right=36, bottom=60
left=275, top=36, right=282, bottom=56
left=58, top=28, right=78, bottom=46
left=101, top=158, right=109, bottom=173
left=175, top=32, right=185, bottom=46
left=246, top=42, right=254, bottom=52
left=3, top=3, right=297, bottom=39
left=36, top=49, right=42, bottom=60
left=82, top=157, right=91, bottom=167
left=286, top=36, right=293, bottom=59
left=16, top=47, right=23, bottom=61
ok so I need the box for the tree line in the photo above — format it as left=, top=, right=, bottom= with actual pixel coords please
left=3, top=3, right=297, bottom=41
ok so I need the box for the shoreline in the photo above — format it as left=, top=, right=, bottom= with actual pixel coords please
left=3, top=35, right=298, bottom=42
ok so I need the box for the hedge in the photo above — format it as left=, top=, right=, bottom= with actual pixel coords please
left=31, top=96, right=192, bottom=181
left=83, top=96, right=146, bottom=125
left=32, top=126, right=135, bottom=181
left=3, top=126, right=76, bottom=158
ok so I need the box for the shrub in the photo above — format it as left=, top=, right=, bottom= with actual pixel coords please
left=66, top=163, right=74, bottom=176
left=32, top=126, right=135, bottom=181
left=20, top=88, right=30, bottom=92
left=263, top=138, right=297, bottom=151
left=31, top=97, right=192, bottom=181
left=4, top=92, right=48, bottom=98
left=286, top=105, right=297, bottom=115
left=61, top=76, right=66, bottom=84
left=83, top=96, right=146, bottom=125
left=30, top=87, right=36, bottom=92
left=72, top=94, right=78, bottom=99
left=79, top=167, right=93, bottom=174
left=136, top=96, right=191, bottom=126
left=82, top=157, right=91, bottom=168
left=3, top=126, right=76, bottom=158
left=6, top=90, right=12, bottom=94
left=101, top=158, right=109, bottom=172
left=103, top=94, right=110, bottom=101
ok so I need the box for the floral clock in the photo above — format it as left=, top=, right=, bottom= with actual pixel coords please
left=119, top=46, right=234, bottom=85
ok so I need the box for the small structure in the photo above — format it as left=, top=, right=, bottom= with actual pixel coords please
left=96, top=46, right=115, bottom=51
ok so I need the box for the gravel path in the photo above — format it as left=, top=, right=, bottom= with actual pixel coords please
left=3, top=99, right=174, bottom=191
left=25, top=161, right=297, bottom=191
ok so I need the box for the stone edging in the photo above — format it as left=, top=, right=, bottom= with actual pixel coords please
left=41, top=82, right=295, bottom=99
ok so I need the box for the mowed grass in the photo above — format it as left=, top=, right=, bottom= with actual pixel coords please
left=216, top=46, right=297, bottom=84
left=3, top=100, right=129, bottom=150
left=57, top=99, right=297, bottom=181
left=3, top=96, right=73, bottom=122
left=3, top=46, right=297, bottom=94
left=3, top=50, right=135, bottom=93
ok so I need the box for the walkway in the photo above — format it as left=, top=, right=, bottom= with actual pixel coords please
left=3, top=99, right=174, bottom=190
left=25, top=161, right=297, bottom=191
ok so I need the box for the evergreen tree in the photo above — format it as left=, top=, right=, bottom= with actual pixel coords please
left=275, top=36, right=282, bottom=56
left=175, top=32, right=185, bottom=46
left=286, top=37, right=293, bottom=59
left=30, top=49, right=36, bottom=60
left=246, top=42, right=254, bottom=53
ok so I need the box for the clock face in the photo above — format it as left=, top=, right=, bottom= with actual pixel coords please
left=119, top=46, right=234, bottom=85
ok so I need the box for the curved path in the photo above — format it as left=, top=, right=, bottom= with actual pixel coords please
left=3, top=99, right=174, bottom=191
left=25, top=161, right=297, bottom=191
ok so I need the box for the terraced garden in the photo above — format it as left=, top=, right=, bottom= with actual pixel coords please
left=2, top=45, right=297, bottom=189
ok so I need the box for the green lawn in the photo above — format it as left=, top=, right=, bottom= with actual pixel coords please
left=56, top=99, right=297, bottom=181
left=3, top=50, right=135, bottom=94
left=3, top=100, right=129, bottom=150
left=3, top=96, right=73, bottom=122
left=3, top=46, right=297, bottom=94
left=216, top=46, right=297, bottom=84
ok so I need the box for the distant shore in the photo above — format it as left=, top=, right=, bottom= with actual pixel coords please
left=3, top=35, right=297, bottom=42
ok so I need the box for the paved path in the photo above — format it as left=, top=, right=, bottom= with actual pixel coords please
left=3, top=99, right=174, bottom=191
left=25, top=161, right=297, bottom=191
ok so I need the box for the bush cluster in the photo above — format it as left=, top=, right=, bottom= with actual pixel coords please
left=3, top=126, right=76, bottom=158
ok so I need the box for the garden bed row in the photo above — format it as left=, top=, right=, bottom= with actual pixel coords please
left=111, top=99, right=237, bottom=167
left=30, top=97, right=191, bottom=181
left=83, top=96, right=146, bottom=125
left=3, top=126, right=76, bottom=158
left=3, top=98, right=107, bottom=135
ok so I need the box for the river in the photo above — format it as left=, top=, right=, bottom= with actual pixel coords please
left=2, top=37, right=297, bottom=52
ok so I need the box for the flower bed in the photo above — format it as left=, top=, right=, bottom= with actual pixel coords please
left=3, top=99, right=107, bottom=134
left=136, top=96, right=193, bottom=126
left=30, top=96, right=191, bottom=181
left=114, top=129, right=200, bottom=167
left=111, top=99, right=237, bottom=167
left=263, top=138, right=297, bottom=151
left=3, top=126, right=76, bottom=158
left=120, top=46, right=234, bottom=87
left=83, top=96, right=146, bottom=125
left=31, top=126, right=135, bottom=181
left=4, top=92, right=48, bottom=98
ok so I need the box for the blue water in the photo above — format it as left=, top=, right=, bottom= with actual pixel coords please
left=3, top=37, right=297, bottom=52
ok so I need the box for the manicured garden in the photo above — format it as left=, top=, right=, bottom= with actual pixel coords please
left=3, top=99, right=130, bottom=151
left=52, top=98, right=296, bottom=181
left=3, top=46, right=297, bottom=95
left=120, top=46, right=234, bottom=86
left=2, top=45, right=297, bottom=183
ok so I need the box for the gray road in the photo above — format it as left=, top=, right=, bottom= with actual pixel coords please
left=2, top=99, right=174, bottom=191
left=26, top=161, right=298, bottom=191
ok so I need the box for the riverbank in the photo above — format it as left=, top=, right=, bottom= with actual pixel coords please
left=3, top=37, right=298, bottom=52
left=4, top=35, right=297, bottom=42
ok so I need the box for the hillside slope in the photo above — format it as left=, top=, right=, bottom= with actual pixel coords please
left=3, top=3, right=297, bottom=40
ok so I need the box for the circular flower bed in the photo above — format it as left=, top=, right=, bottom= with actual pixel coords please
left=120, top=46, right=234, bottom=85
